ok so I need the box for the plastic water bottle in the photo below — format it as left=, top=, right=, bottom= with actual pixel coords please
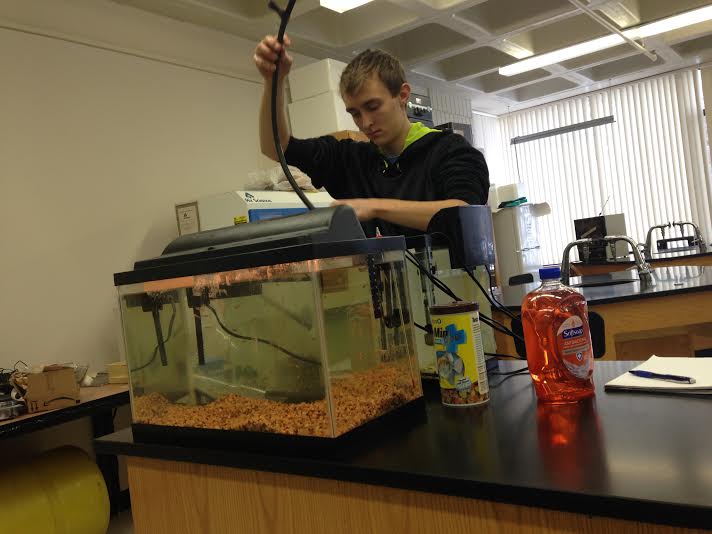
left=521, top=266, right=595, bottom=403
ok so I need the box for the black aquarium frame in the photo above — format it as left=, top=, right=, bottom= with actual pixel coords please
left=131, top=396, right=426, bottom=455
left=114, top=236, right=406, bottom=286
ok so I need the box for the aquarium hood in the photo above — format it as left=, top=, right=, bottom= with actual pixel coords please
left=110, top=205, right=409, bottom=286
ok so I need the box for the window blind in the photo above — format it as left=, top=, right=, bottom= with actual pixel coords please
left=488, top=69, right=712, bottom=265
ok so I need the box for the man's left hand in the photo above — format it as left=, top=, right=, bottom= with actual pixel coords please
left=331, top=199, right=380, bottom=221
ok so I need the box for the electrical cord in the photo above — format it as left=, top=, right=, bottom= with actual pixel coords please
left=482, top=322, right=521, bottom=341
left=132, top=303, right=177, bottom=372
left=268, top=0, right=314, bottom=210
left=205, top=303, right=320, bottom=366
left=405, top=251, right=459, bottom=301
left=490, top=365, right=529, bottom=376
left=461, top=268, right=523, bottom=341
left=405, top=250, right=524, bottom=342
left=490, top=368, right=530, bottom=388
left=486, top=267, right=518, bottom=320
left=465, top=268, right=517, bottom=320
left=405, top=250, right=456, bottom=298
left=479, top=314, right=524, bottom=342
left=404, top=250, right=528, bottom=372
left=413, top=307, right=518, bottom=346
left=410, top=265, right=527, bottom=351
left=485, top=352, right=524, bottom=360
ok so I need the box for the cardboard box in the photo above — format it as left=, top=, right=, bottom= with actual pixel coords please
left=289, top=58, right=347, bottom=102
left=288, top=90, right=355, bottom=139
left=24, top=366, right=80, bottom=414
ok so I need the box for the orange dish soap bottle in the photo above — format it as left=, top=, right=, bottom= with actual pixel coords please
left=521, top=266, right=595, bottom=403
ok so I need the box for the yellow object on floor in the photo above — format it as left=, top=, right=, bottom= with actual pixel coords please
left=0, top=446, right=109, bottom=534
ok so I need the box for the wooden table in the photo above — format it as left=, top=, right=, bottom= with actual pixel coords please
left=494, top=266, right=712, bottom=360
left=493, top=290, right=712, bottom=360
left=1, top=384, right=130, bottom=513
left=96, top=363, right=712, bottom=533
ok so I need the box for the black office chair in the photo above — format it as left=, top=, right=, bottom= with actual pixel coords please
left=510, top=311, right=606, bottom=359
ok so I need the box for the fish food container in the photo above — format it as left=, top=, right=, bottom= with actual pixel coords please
left=430, top=301, right=489, bottom=407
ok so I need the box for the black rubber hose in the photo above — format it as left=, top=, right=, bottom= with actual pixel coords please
left=268, top=0, right=315, bottom=210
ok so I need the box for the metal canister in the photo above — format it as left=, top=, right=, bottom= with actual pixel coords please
left=430, top=301, right=489, bottom=407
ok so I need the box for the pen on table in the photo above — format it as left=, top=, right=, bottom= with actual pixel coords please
left=628, top=370, right=696, bottom=384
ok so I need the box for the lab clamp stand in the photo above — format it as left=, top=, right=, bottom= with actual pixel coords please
left=561, top=235, right=653, bottom=286
left=643, top=221, right=707, bottom=260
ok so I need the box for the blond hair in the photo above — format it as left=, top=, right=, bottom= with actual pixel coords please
left=340, top=49, right=406, bottom=98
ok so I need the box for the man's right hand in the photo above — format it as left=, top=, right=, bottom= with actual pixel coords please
left=254, top=35, right=293, bottom=82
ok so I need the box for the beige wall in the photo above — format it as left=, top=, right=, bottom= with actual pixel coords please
left=0, top=0, right=299, bottom=488
left=0, top=0, right=291, bottom=373
left=0, top=0, right=484, bottom=375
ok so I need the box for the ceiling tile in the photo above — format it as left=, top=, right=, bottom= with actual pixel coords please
left=456, top=0, right=575, bottom=34
left=499, top=77, right=579, bottom=102
left=672, top=32, right=712, bottom=59
left=631, top=0, right=712, bottom=25
left=373, top=23, right=475, bottom=64
left=579, top=53, right=663, bottom=82
left=418, top=46, right=515, bottom=81
left=416, top=0, right=473, bottom=9
left=462, top=69, right=550, bottom=93
left=507, top=13, right=609, bottom=56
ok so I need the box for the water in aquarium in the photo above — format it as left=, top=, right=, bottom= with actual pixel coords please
left=117, top=250, right=422, bottom=438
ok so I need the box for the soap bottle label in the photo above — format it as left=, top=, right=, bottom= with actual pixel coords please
left=556, top=315, right=593, bottom=379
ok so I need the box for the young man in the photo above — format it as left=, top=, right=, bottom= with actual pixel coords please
left=254, top=35, right=489, bottom=237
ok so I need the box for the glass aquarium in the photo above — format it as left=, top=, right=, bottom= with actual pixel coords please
left=115, top=243, right=422, bottom=439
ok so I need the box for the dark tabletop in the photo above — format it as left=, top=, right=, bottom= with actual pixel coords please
left=95, top=361, right=712, bottom=529
left=500, top=265, right=712, bottom=310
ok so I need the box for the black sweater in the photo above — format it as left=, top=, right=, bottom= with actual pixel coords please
left=284, top=131, right=489, bottom=237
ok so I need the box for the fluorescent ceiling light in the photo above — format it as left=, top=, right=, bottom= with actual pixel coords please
left=500, top=5, right=712, bottom=76
left=500, top=34, right=623, bottom=75
left=500, top=39, right=535, bottom=60
left=320, top=0, right=373, bottom=13
left=630, top=5, right=712, bottom=39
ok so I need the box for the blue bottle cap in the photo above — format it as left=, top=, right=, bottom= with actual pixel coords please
left=539, top=266, right=561, bottom=280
